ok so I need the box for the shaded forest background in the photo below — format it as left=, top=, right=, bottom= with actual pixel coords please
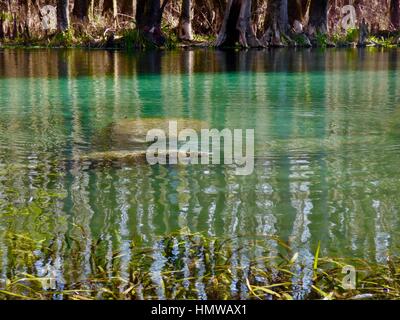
left=0, top=0, right=399, bottom=48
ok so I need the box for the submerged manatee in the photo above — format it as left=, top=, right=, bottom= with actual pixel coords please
left=79, top=118, right=211, bottom=167
left=77, top=150, right=210, bottom=168
left=93, top=117, right=210, bottom=151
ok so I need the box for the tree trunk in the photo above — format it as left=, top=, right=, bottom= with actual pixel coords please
left=121, top=0, right=136, bottom=17
left=113, top=0, right=117, bottom=18
left=193, top=0, right=225, bottom=35
left=288, top=0, right=309, bottom=29
left=357, top=18, right=369, bottom=47
left=57, top=0, right=70, bottom=32
left=103, top=0, right=113, bottom=13
left=12, top=13, right=18, bottom=39
left=136, top=0, right=170, bottom=46
left=390, top=0, right=400, bottom=30
left=18, top=0, right=31, bottom=39
left=0, top=16, right=4, bottom=40
left=216, top=0, right=261, bottom=48
left=262, top=0, right=288, bottom=47
left=73, top=0, right=93, bottom=21
left=103, top=0, right=117, bottom=25
left=178, top=0, right=193, bottom=40
left=17, top=0, right=32, bottom=28
left=308, top=0, right=328, bottom=35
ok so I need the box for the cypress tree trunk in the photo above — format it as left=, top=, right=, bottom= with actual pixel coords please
left=121, top=0, right=135, bottom=17
left=12, top=13, right=18, bottom=39
left=308, top=0, right=328, bottom=35
left=57, top=0, right=70, bottom=32
left=0, top=16, right=4, bottom=40
left=262, top=0, right=288, bottom=47
left=136, top=0, right=159, bottom=30
left=390, top=0, right=400, bottom=30
left=288, top=0, right=309, bottom=29
left=20, top=0, right=32, bottom=39
left=216, top=0, right=261, bottom=48
left=113, top=0, right=117, bottom=19
left=73, top=0, right=93, bottom=21
left=103, top=0, right=113, bottom=13
left=136, top=0, right=170, bottom=46
left=178, top=0, right=193, bottom=40
left=103, top=0, right=118, bottom=26
left=193, top=0, right=224, bottom=35
left=357, top=18, right=369, bottom=47
left=136, top=0, right=145, bottom=28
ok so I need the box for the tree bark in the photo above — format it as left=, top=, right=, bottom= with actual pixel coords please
left=262, top=0, right=288, bottom=47
left=288, top=0, right=309, bottom=28
left=121, top=0, right=136, bottom=17
left=103, top=0, right=113, bottom=13
left=73, top=0, right=93, bottom=21
left=308, top=0, right=328, bottom=35
left=357, top=18, right=369, bottom=47
left=216, top=0, right=261, bottom=48
left=57, top=0, right=70, bottom=32
left=12, top=13, right=18, bottom=39
left=193, top=0, right=225, bottom=35
left=136, top=0, right=170, bottom=46
left=390, top=0, right=400, bottom=30
left=0, top=16, right=4, bottom=40
left=178, top=0, right=193, bottom=40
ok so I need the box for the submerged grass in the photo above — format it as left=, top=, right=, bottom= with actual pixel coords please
left=1, top=223, right=400, bottom=300
left=0, top=185, right=399, bottom=300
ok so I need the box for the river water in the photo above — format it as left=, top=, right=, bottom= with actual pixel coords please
left=0, top=48, right=399, bottom=299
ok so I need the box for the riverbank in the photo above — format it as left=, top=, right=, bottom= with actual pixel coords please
left=1, top=29, right=399, bottom=50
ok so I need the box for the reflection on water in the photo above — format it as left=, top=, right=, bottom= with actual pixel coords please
left=0, top=48, right=400, bottom=299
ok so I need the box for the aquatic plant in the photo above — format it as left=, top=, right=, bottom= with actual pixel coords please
left=1, top=221, right=399, bottom=300
left=122, top=29, right=156, bottom=50
left=345, top=28, right=359, bottom=43
left=162, top=27, right=179, bottom=50
left=368, top=36, right=397, bottom=48
left=0, top=159, right=399, bottom=301
left=315, top=32, right=328, bottom=48
left=48, top=30, right=76, bottom=48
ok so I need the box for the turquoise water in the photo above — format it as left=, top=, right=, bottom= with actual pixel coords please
left=0, top=48, right=399, bottom=299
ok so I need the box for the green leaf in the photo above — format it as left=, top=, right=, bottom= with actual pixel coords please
left=313, top=241, right=321, bottom=272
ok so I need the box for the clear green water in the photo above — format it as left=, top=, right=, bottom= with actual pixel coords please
left=0, top=48, right=400, bottom=299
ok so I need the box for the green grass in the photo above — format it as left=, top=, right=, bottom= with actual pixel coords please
left=122, top=28, right=155, bottom=50
left=345, top=28, right=359, bottom=42
left=315, top=32, right=328, bottom=48
left=47, top=30, right=76, bottom=47
left=193, top=34, right=216, bottom=43
left=368, top=36, right=397, bottom=48
left=292, top=34, right=311, bottom=47
left=162, top=26, right=178, bottom=50
left=0, top=12, right=13, bottom=22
